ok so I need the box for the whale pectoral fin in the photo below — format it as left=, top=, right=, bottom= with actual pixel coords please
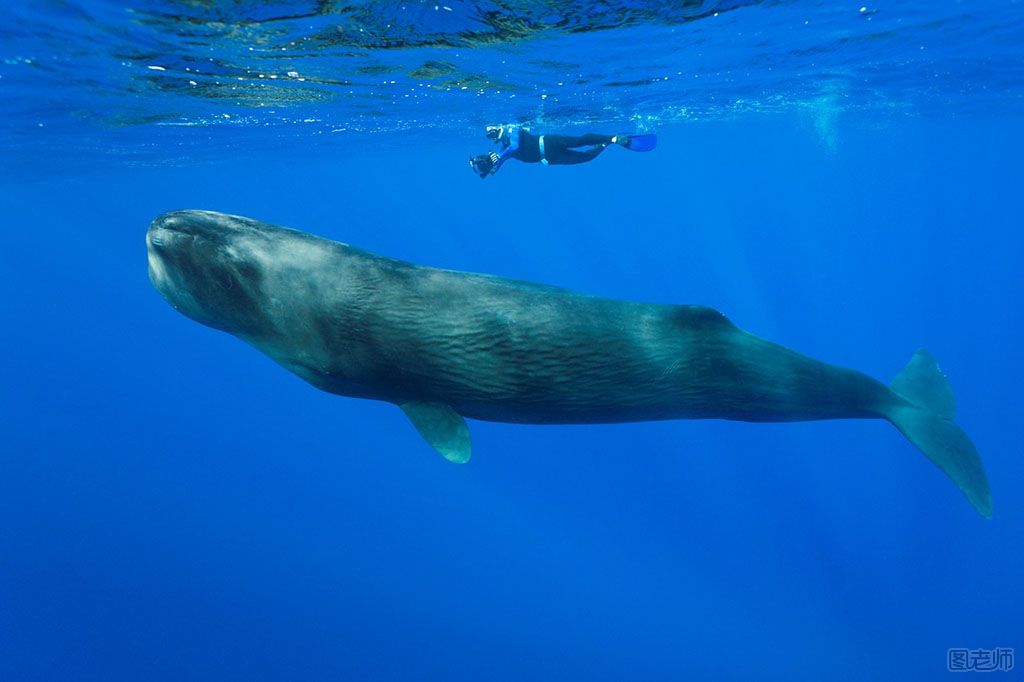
left=400, top=402, right=472, bottom=464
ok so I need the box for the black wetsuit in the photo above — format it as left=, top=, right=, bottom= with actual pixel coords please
left=494, top=127, right=614, bottom=172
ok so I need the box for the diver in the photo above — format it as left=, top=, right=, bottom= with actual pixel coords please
left=469, top=124, right=657, bottom=179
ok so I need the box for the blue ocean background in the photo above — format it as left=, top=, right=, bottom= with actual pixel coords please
left=1, top=2, right=1022, bottom=680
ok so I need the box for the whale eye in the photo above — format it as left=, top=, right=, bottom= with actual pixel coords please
left=216, top=274, right=234, bottom=290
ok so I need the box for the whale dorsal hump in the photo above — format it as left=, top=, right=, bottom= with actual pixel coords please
left=400, top=401, right=472, bottom=464
left=673, top=305, right=736, bottom=332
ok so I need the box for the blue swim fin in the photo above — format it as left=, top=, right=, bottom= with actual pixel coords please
left=624, top=134, right=657, bottom=152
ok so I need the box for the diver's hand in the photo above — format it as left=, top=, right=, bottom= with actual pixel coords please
left=488, top=151, right=500, bottom=172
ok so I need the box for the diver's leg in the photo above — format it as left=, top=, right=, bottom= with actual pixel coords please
left=549, top=133, right=614, bottom=148
left=544, top=144, right=608, bottom=165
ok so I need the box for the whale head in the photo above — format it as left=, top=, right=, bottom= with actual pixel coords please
left=148, top=209, right=372, bottom=391
left=146, top=210, right=290, bottom=340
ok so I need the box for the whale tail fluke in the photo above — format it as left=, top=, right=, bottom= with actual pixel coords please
left=885, top=350, right=991, bottom=518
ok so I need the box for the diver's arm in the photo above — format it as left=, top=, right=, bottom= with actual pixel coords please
left=490, top=129, right=519, bottom=174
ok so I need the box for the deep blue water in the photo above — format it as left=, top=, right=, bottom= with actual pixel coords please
left=2, top=2, right=1023, bottom=681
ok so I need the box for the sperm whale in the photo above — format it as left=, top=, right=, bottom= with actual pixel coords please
left=146, top=210, right=991, bottom=517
